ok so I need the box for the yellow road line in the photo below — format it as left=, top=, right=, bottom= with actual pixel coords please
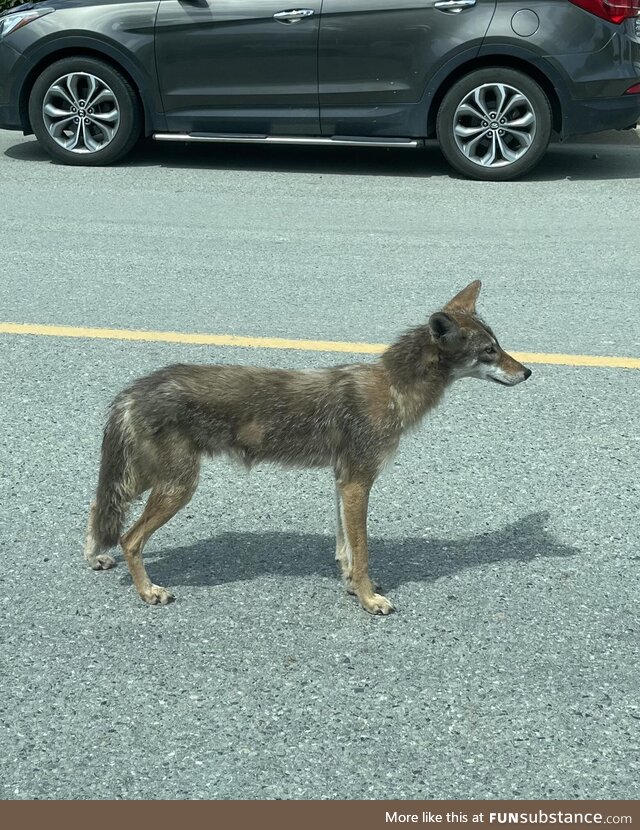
left=1, top=321, right=639, bottom=370
left=507, top=351, right=640, bottom=370
left=0, top=322, right=383, bottom=354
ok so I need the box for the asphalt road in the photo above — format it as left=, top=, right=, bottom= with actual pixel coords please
left=1, top=129, right=639, bottom=801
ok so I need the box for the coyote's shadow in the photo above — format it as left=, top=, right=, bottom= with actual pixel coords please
left=120, top=511, right=577, bottom=591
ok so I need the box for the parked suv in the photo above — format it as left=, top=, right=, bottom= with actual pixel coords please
left=1, top=0, right=639, bottom=180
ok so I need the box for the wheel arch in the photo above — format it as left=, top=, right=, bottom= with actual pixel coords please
left=18, top=42, right=159, bottom=136
left=426, top=55, right=563, bottom=138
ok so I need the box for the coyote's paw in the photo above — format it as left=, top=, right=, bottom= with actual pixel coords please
left=360, top=593, right=395, bottom=616
left=91, top=554, right=116, bottom=570
left=344, top=576, right=381, bottom=596
left=139, top=585, right=175, bottom=606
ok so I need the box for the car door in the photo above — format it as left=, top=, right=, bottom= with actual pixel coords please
left=319, top=0, right=497, bottom=136
left=155, top=0, right=323, bottom=134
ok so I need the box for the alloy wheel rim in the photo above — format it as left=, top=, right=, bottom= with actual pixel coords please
left=42, top=72, right=121, bottom=154
left=453, top=83, right=537, bottom=168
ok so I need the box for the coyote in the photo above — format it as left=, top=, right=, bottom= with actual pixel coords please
left=84, top=281, right=531, bottom=614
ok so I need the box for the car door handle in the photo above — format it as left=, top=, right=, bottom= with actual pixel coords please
left=273, top=9, right=315, bottom=24
left=434, top=0, right=476, bottom=12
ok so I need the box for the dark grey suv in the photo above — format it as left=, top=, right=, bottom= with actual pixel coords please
left=1, top=0, right=640, bottom=180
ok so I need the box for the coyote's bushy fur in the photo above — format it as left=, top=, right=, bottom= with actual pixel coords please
left=85, top=281, right=531, bottom=614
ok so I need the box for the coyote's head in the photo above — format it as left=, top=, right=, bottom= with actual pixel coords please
left=429, top=280, right=531, bottom=387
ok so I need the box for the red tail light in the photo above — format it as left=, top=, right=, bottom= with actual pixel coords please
left=625, top=82, right=640, bottom=92
left=569, top=0, right=640, bottom=23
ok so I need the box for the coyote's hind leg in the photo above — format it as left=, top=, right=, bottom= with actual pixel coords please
left=84, top=501, right=117, bottom=570
left=120, top=472, right=198, bottom=606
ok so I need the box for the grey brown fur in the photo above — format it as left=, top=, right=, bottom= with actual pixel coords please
left=84, top=281, right=531, bottom=613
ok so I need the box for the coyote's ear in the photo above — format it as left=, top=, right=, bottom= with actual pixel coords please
left=444, top=280, right=482, bottom=313
left=428, top=312, right=459, bottom=342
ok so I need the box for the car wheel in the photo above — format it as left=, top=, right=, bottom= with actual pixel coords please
left=28, top=57, right=142, bottom=166
left=436, top=68, right=552, bottom=182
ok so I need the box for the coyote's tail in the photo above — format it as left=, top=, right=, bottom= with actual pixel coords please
left=91, top=401, right=136, bottom=549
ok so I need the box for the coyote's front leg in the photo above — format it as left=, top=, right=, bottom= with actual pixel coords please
left=337, top=475, right=394, bottom=615
left=334, top=479, right=353, bottom=586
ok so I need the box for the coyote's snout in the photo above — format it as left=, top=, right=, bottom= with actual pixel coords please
left=84, top=280, right=531, bottom=614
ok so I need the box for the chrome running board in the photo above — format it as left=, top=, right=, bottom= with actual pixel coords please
left=153, top=133, right=420, bottom=148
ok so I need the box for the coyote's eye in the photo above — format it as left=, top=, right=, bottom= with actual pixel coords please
left=484, top=345, right=496, bottom=355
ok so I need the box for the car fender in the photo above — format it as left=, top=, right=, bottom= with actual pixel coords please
left=17, top=31, right=167, bottom=134
left=422, top=43, right=572, bottom=137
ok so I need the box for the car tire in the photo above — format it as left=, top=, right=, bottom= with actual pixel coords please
left=28, top=57, right=142, bottom=166
left=436, top=68, right=552, bottom=182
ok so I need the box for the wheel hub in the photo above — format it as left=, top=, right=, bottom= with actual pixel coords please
left=42, top=72, right=121, bottom=154
left=452, top=82, right=537, bottom=168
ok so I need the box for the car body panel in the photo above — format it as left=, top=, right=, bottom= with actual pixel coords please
left=318, top=0, right=497, bottom=135
left=155, top=0, right=323, bottom=135
left=478, top=1, right=640, bottom=135
left=482, top=0, right=617, bottom=58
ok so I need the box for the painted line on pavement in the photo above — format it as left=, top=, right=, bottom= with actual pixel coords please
left=1, top=322, right=639, bottom=370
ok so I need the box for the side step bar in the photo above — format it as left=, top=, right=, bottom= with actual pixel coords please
left=153, top=133, right=421, bottom=149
